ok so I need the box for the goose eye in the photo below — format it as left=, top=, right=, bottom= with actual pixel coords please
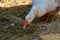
left=29, top=15, right=32, bottom=19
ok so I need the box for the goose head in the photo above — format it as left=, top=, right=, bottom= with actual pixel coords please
left=23, top=11, right=36, bottom=29
left=23, top=5, right=37, bottom=29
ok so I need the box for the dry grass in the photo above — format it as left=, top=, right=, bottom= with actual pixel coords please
left=0, top=0, right=60, bottom=40
left=0, top=0, right=32, bottom=8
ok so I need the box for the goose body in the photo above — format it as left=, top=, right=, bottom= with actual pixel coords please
left=23, top=0, right=58, bottom=29
left=31, top=0, right=57, bottom=17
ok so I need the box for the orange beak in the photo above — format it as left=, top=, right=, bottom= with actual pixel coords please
left=23, top=19, right=29, bottom=29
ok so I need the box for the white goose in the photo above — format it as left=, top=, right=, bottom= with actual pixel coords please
left=23, top=0, right=58, bottom=29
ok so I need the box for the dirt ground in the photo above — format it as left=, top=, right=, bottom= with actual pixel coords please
left=0, top=0, right=60, bottom=40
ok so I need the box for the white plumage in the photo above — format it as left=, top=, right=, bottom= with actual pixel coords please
left=23, top=0, right=58, bottom=29
left=26, top=0, right=57, bottom=23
